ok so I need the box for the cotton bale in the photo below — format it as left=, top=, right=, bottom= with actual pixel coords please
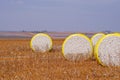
left=30, top=33, right=52, bottom=52
left=91, top=33, right=105, bottom=47
left=94, top=33, right=120, bottom=66
left=62, top=34, right=93, bottom=61
left=91, top=33, right=105, bottom=58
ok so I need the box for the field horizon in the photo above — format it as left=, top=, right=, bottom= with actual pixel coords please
left=0, top=31, right=106, bottom=39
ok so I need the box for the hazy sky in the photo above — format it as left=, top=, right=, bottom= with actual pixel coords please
left=0, top=0, right=120, bottom=32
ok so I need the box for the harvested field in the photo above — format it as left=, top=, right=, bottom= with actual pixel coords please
left=0, top=38, right=120, bottom=80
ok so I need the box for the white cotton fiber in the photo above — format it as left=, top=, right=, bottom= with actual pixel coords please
left=62, top=34, right=93, bottom=61
left=91, top=33, right=105, bottom=47
left=30, top=33, right=52, bottom=53
left=95, top=34, right=120, bottom=66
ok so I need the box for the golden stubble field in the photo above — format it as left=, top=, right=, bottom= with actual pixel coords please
left=0, top=38, right=120, bottom=80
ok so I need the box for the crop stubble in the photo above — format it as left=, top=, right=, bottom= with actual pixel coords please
left=0, top=38, right=120, bottom=80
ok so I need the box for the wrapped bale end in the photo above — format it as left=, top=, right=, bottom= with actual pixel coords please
left=62, top=34, right=93, bottom=61
left=30, top=33, right=52, bottom=53
left=95, top=34, right=120, bottom=66
left=91, top=33, right=105, bottom=47
left=91, top=33, right=105, bottom=59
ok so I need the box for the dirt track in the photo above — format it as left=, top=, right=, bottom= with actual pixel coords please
left=0, top=39, right=120, bottom=80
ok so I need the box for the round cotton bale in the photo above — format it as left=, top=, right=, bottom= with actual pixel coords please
left=62, top=34, right=93, bottom=61
left=30, top=33, right=52, bottom=53
left=91, top=33, right=105, bottom=47
left=95, top=33, right=120, bottom=66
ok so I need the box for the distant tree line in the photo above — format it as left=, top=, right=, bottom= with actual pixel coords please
left=21, top=30, right=48, bottom=33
